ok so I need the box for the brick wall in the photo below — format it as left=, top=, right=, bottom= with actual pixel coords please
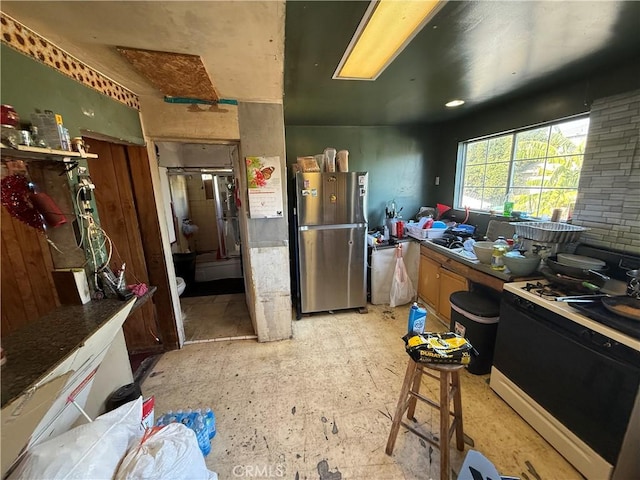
left=572, top=89, right=640, bottom=254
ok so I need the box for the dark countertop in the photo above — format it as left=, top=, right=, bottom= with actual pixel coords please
left=1, top=287, right=156, bottom=408
left=417, top=239, right=540, bottom=282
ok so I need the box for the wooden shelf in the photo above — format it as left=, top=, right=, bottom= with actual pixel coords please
left=1, top=143, right=98, bottom=161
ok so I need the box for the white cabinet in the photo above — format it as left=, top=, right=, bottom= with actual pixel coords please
left=370, top=241, right=419, bottom=305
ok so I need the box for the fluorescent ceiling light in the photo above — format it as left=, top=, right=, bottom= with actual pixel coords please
left=334, top=0, right=446, bottom=81
left=446, top=99, right=465, bottom=107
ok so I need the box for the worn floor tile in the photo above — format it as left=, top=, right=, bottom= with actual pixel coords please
left=142, top=302, right=582, bottom=480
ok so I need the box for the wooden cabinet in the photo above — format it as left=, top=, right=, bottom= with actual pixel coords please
left=418, top=254, right=440, bottom=308
left=438, top=268, right=469, bottom=323
left=418, top=247, right=470, bottom=322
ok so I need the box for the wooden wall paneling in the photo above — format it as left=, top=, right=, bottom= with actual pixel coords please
left=11, top=211, right=59, bottom=317
left=126, top=145, right=179, bottom=350
left=1, top=204, right=59, bottom=337
left=1, top=231, right=28, bottom=335
left=87, top=139, right=160, bottom=353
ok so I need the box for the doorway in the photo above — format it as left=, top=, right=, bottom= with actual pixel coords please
left=155, top=141, right=254, bottom=342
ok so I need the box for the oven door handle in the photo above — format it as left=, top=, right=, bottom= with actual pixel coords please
left=555, top=294, right=609, bottom=302
left=580, top=329, right=616, bottom=349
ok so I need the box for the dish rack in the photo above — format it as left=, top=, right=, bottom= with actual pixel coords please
left=510, top=222, right=588, bottom=243
left=406, top=225, right=447, bottom=240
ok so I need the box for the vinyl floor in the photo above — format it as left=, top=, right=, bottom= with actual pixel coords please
left=142, top=302, right=582, bottom=479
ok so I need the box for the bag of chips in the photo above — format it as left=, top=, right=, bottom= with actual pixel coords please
left=403, top=331, right=473, bottom=365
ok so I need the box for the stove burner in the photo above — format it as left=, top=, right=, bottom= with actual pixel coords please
left=523, top=282, right=545, bottom=292
left=521, top=281, right=583, bottom=298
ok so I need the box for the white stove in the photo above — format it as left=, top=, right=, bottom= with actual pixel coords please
left=505, top=280, right=640, bottom=351
left=491, top=280, right=640, bottom=480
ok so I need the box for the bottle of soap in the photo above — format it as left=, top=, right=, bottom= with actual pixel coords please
left=491, top=236, right=509, bottom=271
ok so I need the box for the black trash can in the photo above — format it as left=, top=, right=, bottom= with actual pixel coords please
left=106, top=382, right=141, bottom=412
left=449, top=291, right=500, bottom=375
left=172, top=252, right=197, bottom=286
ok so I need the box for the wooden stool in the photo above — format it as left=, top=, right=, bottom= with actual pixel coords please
left=386, top=358, right=465, bottom=480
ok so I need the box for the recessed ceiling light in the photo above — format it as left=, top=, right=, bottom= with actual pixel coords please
left=445, top=99, right=465, bottom=108
left=334, top=0, right=447, bottom=81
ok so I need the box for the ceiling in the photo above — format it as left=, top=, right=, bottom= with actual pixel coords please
left=2, top=1, right=639, bottom=127
left=284, top=1, right=640, bottom=126
left=0, top=1, right=285, bottom=103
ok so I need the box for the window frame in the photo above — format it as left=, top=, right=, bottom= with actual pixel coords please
left=454, top=113, right=589, bottom=217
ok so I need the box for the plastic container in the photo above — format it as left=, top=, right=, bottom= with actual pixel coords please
left=407, top=302, right=427, bottom=334
left=337, top=150, right=349, bottom=172
left=406, top=225, right=447, bottom=240
left=449, top=291, right=500, bottom=375
left=510, top=221, right=588, bottom=243
left=323, top=147, right=337, bottom=172
left=490, top=236, right=509, bottom=271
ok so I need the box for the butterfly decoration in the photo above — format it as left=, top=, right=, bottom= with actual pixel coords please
left=261, top=166, right=275, bottom=180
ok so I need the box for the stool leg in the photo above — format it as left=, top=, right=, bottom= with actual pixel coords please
left=406, top=363, right=423, bottom=421
left=439, top=371, right=451, bottom=480
left=386, top=359, right=418, bottom=455
left=452, top=371, right=464, bottom=451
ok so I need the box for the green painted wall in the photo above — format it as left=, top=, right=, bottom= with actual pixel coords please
left=285, top=126, right=435, bottom=229
left=285, top=62, right=639, bottom=238
left=0, top=45, right=143, bottom=145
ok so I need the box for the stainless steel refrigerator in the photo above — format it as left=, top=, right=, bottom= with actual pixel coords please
left=295, top=172, right=368, bottom=314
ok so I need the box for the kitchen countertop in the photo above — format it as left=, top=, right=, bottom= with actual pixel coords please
left=1, top=287, right=156, bottom=408
left=368, top=238, right=413, bottom=250
left=416, top=238, right=541, bottom=282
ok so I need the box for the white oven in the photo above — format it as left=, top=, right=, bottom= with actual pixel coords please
left=490, top=281, right=640, bottom=480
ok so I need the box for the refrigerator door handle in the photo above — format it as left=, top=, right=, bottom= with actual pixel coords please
left=299, top=223, right=367, bottom=231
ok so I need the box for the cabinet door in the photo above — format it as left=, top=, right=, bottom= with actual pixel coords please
left=438, top=268, right=469, bottom=323
left=419, top=255, right=440, bottom=309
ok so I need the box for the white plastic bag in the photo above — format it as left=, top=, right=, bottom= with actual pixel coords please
left=390, top=247, right=415, bottom=307
left=115, top=422, right=217, bottom=480
left=9, top=397, right=144, bottom=480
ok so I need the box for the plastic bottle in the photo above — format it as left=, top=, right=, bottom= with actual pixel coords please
left=204, top=407, right=216, bottom=439
left=194, top=417, right=211, bottom=456
left=407, top=302, right=427, bottom=334
left=491, top=236, right=509, bottom=270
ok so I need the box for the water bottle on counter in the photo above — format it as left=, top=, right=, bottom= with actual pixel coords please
left=491, top=236, right=509, bottom=271
left=408, top=302, right=427, bottom=334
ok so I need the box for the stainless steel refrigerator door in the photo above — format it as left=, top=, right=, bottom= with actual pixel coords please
left=296, top=172, right=368, bottom=227
left=298, top=225, right=367, bottom=313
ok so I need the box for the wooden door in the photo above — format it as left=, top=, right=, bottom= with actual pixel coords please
left=418, top=254, right=440, bottom=310
left=126, top=145, right=179, bottom=350
left=87, top=140, right=161, bottom=353
left=438, top=268, right=469, bottom=323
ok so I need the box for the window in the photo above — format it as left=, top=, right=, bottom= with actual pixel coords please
left=455, top=115, right=589, bottom=218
